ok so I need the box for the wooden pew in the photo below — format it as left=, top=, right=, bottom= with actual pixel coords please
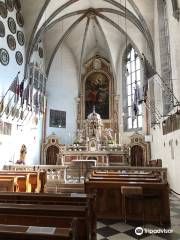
left=0, top=202, right=89, bottom=240
left=0, top=176, right=27, bottom=192
left=0, top=179, right=15, bottom=192
left=0, top=192, right=96, bottom=240
left=0, top=223, right=77, bottom=240
left=89, top=176, right=161, bottom=183
left=85, top=179, right=170, bottom=225
left=0, top=170, right=47, bottom=193
left=0, top=174, right=30, bottom=192
left=92, top=171, right=157, bottom=178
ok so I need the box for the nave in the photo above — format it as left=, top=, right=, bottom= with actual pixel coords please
left=1, top=0, right=180, bottom=239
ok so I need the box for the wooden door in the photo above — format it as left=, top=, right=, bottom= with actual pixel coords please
left=46, top=145, right=59, bottom=165
left=130, top=145, right=144, bottom=166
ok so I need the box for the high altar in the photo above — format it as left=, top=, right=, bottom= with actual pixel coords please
left=42, top=106, right=129, bottom=166
left=42, top=57, right=129, bottom=166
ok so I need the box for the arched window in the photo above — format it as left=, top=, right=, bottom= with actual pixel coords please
left=123, top=46, right=142, bottom=130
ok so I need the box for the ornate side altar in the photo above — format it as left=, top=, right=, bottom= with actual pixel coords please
left=56, top=107, right=129, bottom=166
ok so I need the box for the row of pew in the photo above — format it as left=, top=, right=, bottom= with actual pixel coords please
left=0, top=191, right=96, bottom=240
left=0, top=169, right=96, bottom=239
left=0, top=170, right=47, bottom=193
left=85, top=170, right=170, bottom=225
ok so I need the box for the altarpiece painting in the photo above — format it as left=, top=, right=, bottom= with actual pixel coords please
left=85, top=72, right=109, bottom=119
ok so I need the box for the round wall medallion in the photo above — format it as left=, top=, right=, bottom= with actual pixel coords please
left=0, top=1, right=7, bottom=18
left=38, top=47, right=43, bottom=58
left=5, top=0, right=14, bottom=12
left=15, top=51, right=23, bottom=65
left=16, top=11, right=24, bottom=27
left=0, top=21, right=5, bottom=37
left=8, top=17, right=16, bottom=34
left=17, top=31, right=24, bottom=46
left=14, top=0, right=21, bottom=11
left=7, top=34, right=16, bottom=50
left=0, top=48, right=9, bottom=66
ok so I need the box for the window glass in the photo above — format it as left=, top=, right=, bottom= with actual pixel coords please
left=125, top=47, right=142, bottom=130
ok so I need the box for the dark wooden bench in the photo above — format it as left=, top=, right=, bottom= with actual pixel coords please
left=92, top=171, right=156, bottom=178
left=85, top=179, right=170, bottom=225
left=0, top=192, right=96, bottom=240
left=0, top=202, right=89, bottom=240
left=0, top=222, right=77, bottom=240
left=89, top=176, right=161, bottom=182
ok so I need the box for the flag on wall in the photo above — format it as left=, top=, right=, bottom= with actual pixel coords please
left=142, top=54, right=156, bottom=97
left=20, top=80, right=24, bottom=107
left=9, top=73, right=19, bottom=93
left=131, top=83, right=141, bottom=121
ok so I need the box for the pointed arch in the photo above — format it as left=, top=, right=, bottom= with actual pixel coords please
left=122, top=44, right=143, bottom=131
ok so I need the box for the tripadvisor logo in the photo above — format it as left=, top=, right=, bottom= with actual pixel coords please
left=135, top=227, right=143, bottom=236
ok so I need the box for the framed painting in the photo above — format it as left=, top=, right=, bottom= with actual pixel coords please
left=49, top=109, right=66, bottom=128
left=85, top=72, right=109, bottom=119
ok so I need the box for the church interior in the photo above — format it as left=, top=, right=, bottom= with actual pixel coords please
left=0, top=0, right=180, bottom=239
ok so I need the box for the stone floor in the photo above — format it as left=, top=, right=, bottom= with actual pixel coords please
left=96, top=194, right=180, bottom=240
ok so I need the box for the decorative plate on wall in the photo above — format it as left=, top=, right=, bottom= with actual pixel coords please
left=0, top=21, right=5, bottom=37
left=16, top=11, right=24, bottom=27
left=38, top=47, right=43, bottom=58
left=17, top=31, right=24, bottom=46
left=8, top=17, right=16, bottom=34
left=15, top=51, right=23, bottom=65
left=14, top=0, right=21, bottom=11
left=0, top=48, right=9, bottom=66
left=5, top=0, right=14, bottom=12
left=7, top=34, right=16, bottom=50
left=0, top=1, right=7, bottom=18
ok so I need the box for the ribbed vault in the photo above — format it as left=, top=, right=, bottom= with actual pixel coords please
left=21, top=0, right=155, bottom=79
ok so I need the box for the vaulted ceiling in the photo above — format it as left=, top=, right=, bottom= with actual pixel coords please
left=21, top=0, right=155, bottom=77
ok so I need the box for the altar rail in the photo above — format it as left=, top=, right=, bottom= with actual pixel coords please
left=89, top=166, right=167, bottom=184
left=3, top=165, right=68, bottom=183
left=3, top=165, right=167, bottom=184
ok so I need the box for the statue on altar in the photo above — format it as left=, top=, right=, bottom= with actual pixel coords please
left=16, top=144, right=27, bottom=164
left=72, top=106, right=119, bottom=151
left=75, top=129, right=84, bottom=144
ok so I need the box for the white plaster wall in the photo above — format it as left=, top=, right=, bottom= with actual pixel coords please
left=46, top=44, right=78, bottom=144
left=150, top=0, right=180, bottom=194
left=0, top=0, right=25, bottom=93
left=0, top=1, right=44, bottom=168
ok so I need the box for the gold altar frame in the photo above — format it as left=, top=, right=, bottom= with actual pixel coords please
left=78, top=56, right=118, bottom=132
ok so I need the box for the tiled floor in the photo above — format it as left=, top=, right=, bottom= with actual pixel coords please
left=96, top=195, right=180, bottom=240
